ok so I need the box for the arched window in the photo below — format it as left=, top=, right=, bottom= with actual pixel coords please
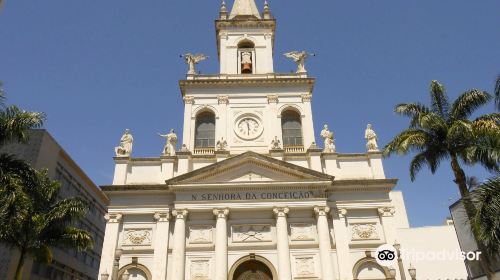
left=195, top=111, right=216, bottom=148
left=238, top=40, right=255, bottom=74
left=281, top=110, right=303, bottom=147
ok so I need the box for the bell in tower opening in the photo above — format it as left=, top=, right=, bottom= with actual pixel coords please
left=241, top=51, right=253, bottom=74
left=238, top=40, right=255, bottom=74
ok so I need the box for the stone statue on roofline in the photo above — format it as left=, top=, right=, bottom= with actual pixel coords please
left=284, top=51, right=315, bottom=73
left=320, top=124, right=336, bottom=153
left=365, top=124, right=379, bottom=152
left=115, top=129, right=133, bottom=157
left=158, top=129, right=178, bottom=156
left=181, top=53, right=208, bottom=75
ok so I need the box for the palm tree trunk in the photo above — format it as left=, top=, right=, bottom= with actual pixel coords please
left=14, top=249, right=26, bottom=280
left=450, top=155, right=495, bottom=279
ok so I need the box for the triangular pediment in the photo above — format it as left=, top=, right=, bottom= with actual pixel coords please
left=166, top=151, right=334, bottom=185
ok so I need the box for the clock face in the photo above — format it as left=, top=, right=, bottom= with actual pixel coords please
left=234, top=116, right=263, bottom=140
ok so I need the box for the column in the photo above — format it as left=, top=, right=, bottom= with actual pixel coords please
left=273, top=207, right=292, bottom=280
left=98, top=213, right=122, bottom=280
left=378, top=207, right=397, bottom=245
left=213, top=209, right=229, bottom=280
left=153, top=212, right=170, bottom=280
left=314, top=206, right=335, bottom=280
left=332, top=208, right=350, bottom=280
left=171, top=209, right=189, bottom=280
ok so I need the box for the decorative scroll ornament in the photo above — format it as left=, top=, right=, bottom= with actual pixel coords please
left=351, top=224, right=379, bottom=240
left=270, top=136, right=282, bottom=150
left=123, top=229, right=152, bottom=246
left=189, top=226, right=213, bottom=244
left=217, top=95, right=229, bottom=105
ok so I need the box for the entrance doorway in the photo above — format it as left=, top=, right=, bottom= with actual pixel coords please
left=233, top=260, right=273, bottom=280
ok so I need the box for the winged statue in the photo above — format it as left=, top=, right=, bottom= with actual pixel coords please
left=182, top=53, right=208, bottom=75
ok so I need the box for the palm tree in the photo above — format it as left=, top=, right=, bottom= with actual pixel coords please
left=383, top=80, right=500, bottom=277
left=0, top=165, right=94, bottom=280
left=467, top=177, right=500, bottom=256
left=0, top=87, right=92, bottom=279
left=0, top=83, right=46, bottom=148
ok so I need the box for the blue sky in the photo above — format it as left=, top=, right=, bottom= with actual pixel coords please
left=0, top=0, right=499, bottom=227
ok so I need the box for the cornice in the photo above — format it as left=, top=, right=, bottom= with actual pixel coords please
left=328, top=179, right=398, bottom=192
left=179, top=77, right=315, bottom=96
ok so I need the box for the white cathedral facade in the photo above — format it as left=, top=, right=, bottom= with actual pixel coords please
left=98, top=1, right=467, bottom=280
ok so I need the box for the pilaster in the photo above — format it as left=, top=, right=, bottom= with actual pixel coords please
left=378, top=207, right=397, bottom=244
left=182, top=96, right=195, bottom=150
left=98, top=213, right=123, bottom=280
left=176, top=151, right=192, bottom=176
left=331, top=208, right=350, bottom=280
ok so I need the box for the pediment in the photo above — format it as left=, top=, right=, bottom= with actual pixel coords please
left=166, top=151, right=334, bottom=185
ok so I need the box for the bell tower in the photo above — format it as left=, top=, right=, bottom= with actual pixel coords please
left=216, top=0, right=275, bottom=75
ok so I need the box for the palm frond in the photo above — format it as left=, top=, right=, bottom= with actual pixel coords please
left=44, top=198, right=88, bottom=226
left=395, top=103, right=430, bottom=127
left=495, top=74, right=500, bottom=110
left=450, top=89, right=492, bottom=120
left=60, top=227, right=94, bottom=251
left=447, top=120, right=473, bottom=149
left=0, top=106, right=45, bottom=147
left=475, top=113, right=500, bottom=124
left=430, top=80, right=450, bottom=118
left=0, top=81, right=4, bottom=107
left=383, top=129, right=432, bottom=157
left=466, top=177, right=500, bottom=255
left=29, top=245, right=53, bottom=264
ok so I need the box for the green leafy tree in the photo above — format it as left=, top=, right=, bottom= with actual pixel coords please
left=383, top=80, right=500, bottom=277
left=466, top=177, right=500, bottom=256
left=0, top=85, right=93, bottom=280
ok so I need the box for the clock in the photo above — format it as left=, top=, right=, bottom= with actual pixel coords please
left=234, top=115, right=264, bottom=140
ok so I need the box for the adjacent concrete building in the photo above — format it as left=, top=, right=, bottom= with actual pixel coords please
left=0, top=129, right=109, bottom=280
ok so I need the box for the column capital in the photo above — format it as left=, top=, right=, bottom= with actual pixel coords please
left=378, top=207, right=395, bottom=217
left=273, top=207, right=289, bottom=218
left=314, top=206, right=330, bottom=217
left=213, top=208, right=230, bottom=219
left=267, top=94, right=279, bottom=104
left=172, top=209, right=189, bottom=220
left=301, top=93, right=312, bottom=103
left=183, top=96, right=195, bottom=104
left=154, top=212, right=170, bottom=222
left=217, top=95, right=229, bottom=105
left=336, top=208, right=348, bottom=218
left=104, top=213, right=123, bottom=223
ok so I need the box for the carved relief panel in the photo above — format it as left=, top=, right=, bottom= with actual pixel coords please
left=189, top=225, right=213, bottom=245
left=232, top=224, right=272, bottom=243
left=349, top=222, right=380, bottom=241
left=122, top=228, right=153, bottom=247
left=290, top=223, right=316, bottom=241
left=189, top=259, right=210, bottom=280
left=293, top=255, right=319, bottom=279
